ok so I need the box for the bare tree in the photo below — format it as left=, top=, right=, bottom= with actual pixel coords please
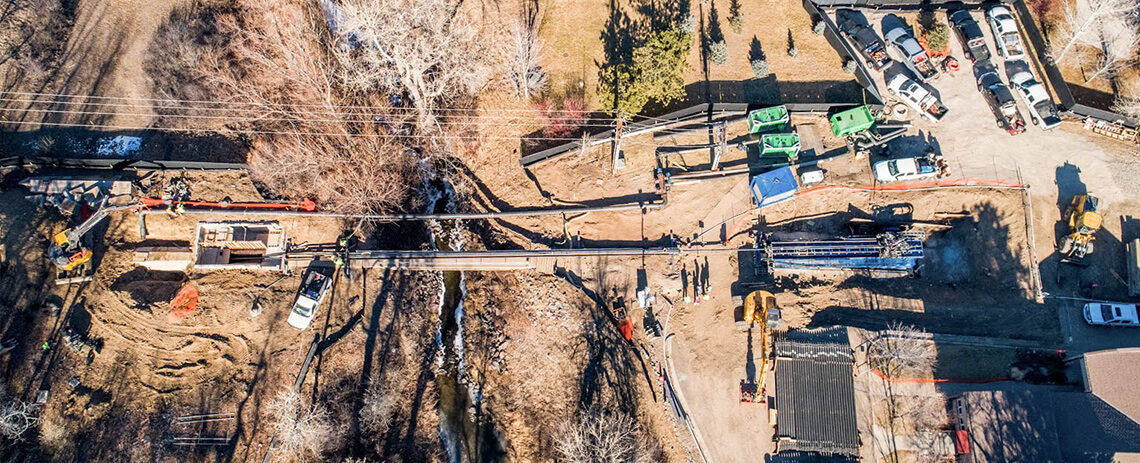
left=158, top=1, right=417, bottom=215
left=868, top=322, right=935, bottom=377
left=267, top=390, right=341, bottom=460
left=358, top=380, right=397, bottom=436
left=332, top=0, right=496, bottom=128
left=507, top=0, right=546, bottom=100
left=555, top=408, right=659, bottom=463
left=1050, top=0, right=1138, bottom=62
left=0, top=397, right=37, bottom=440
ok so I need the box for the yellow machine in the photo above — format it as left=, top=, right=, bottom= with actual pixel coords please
left=736, top=290, right=782, bottom=403
left=48, top=204, right=135, bottom=274
left=1059, top=195, right=1102, bottom=264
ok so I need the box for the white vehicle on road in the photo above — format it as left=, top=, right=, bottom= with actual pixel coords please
left=986, top=6, right=1026, bottom=60
left=886, top=74, right=948, bottom=122
left=288, top=267, right=334, bottom=329
left=1083, top=301, right=1140, bottom=327
left=873, top=156, right=940, bottom=182
left=1008, top=70, right=1062, bottom=130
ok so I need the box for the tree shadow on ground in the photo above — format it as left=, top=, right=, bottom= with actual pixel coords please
left=804, top=202, right=1060, bottom=342
left=553, top=261, right=652, bottom=416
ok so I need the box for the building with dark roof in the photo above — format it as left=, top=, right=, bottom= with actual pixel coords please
left=774, top=327, right=860, bottom=457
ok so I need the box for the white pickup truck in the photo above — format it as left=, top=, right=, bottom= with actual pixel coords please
left=887, top=74, right=948, bottom=123
left=288, top=267, right=334, bottom=329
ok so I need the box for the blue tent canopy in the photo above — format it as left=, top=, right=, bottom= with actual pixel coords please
left=750, top=166, right=798, bottom=208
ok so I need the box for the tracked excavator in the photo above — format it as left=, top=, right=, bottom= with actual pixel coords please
left=49, top=203, right=136, bottom=278
left=735, top=290, right=781, bottom=403
left=1059, top=195, right=1102, bottom=266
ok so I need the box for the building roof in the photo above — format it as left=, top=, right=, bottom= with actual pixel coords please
left=1082, top=348, right=1140, bottom=424
left=958, top=389, right=1140, bottom=463
left=775, top=327, right=859, bottom=456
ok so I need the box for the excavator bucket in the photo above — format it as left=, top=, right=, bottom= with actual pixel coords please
left=169, top=284, right=200, bottom=320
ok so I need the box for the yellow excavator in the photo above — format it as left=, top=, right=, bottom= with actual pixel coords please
left=1059, top=195, right=1102, bottom=265
left=735, top=290, right=781, bottom=403
left=49, top=203, right=135, bottom=275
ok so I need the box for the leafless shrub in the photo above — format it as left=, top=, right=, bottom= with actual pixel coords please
left=868, top=322, right=934, bottom=377
left=554, top=408, right=660, bottom=463
left=358, top=380, right=397, bottom=436
left=1113, top=94, right=1140, bottom=120
left=267, top=390, right=342, bottom=460
left=0, top=397, right=38, bottom=440
left=149, top=1, right=417, bottom=214
left=332, top=0, right=496, bottom=128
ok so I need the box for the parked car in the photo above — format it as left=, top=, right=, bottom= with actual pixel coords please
left=288, top=266, right=334, bottom=329
left=883, top=15, right=939, bottom=82
left=976, top=64, right=1026, bottom=134
left=986, top=6, right=1025, bottom=60
left=886, top=74, right=948, bottom=122
left=948, top=9, right=991, bottom=62
left=1083, top=302, right=1140, bottom=327
left=1008, top=70, right=1062, bottom=129
left=873, top=156, right=940, bottom=182
left=836, top=9, right=892, bottom=71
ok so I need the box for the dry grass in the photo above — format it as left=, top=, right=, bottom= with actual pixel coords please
left=535, top=0, right=854, bottom=111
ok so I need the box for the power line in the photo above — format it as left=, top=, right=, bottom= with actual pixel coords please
left=0, top=90, right=671, bottom=122
left=0, top=96, right=632, bottom=124
left=6, top=119, right=604, bottom=142
left=0, top=106, right=626, bottom=129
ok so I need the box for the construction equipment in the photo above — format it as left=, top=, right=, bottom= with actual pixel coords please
left=829, top=105, right=910, bottom=158
left=736, top=290, right=782, bottom=403
left=747, top=105, right=790, bottom=133
left=48, top=203, right=136, bottom=278
left=759, top=133, right=801, bottom=162
left=1059, top=195, right=1102, bottom=265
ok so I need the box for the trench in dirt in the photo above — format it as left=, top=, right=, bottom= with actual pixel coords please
left=429, top=181, right=506, bottom=463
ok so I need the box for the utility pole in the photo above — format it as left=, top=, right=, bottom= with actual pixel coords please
left=611, top=114, right=625, bottom=175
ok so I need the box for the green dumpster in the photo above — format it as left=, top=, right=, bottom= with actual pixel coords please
left=747, top=105, right=790, bottom=133
left=829, top=105, right=875, bottom=137
left=760, top=133, right=801, bottom=161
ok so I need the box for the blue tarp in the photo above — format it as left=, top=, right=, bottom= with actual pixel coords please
left=750, top=166, right=798, bottom=208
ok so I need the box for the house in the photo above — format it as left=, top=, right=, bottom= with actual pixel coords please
left=774, top=327, right=860, bottom=458
left=950, top=349, right=1140, bottom=463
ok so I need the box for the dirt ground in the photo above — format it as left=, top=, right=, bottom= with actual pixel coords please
left=0, top=171, right=456, bottom=461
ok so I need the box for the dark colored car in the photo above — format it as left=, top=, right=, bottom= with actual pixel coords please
left=975, top=63, right=1026, bottom=135
left=948, top=9, right=991, bottom=62
left=836, top=9, right=892, bottom=71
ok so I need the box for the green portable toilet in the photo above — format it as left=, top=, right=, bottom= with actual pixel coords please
left=747, top=105, right=790, bottom=134
left=829, top=105, right=875, bottom=137
left=759, top=133, right=801, bottom=161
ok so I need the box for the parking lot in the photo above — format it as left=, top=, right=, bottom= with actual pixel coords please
left=822, top=6, right=1140, bottom=350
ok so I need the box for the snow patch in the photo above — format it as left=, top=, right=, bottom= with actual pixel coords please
left=95, top=136, right=141, bottom=158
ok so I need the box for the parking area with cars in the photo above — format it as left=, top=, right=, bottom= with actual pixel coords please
left=825, top=5, right=1083, bottom=181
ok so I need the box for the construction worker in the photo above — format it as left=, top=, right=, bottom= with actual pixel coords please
left=332, top=254, right=344, bottom=269
left=42, top=341, right=50, bottom=351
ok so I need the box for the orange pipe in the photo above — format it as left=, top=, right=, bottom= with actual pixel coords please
left=139, top=197, right=318, bottom=212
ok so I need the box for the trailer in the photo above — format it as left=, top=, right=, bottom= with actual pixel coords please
left=747, top=105, right=790, bottom=133
left=760, top=133, right=801, bottom=161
